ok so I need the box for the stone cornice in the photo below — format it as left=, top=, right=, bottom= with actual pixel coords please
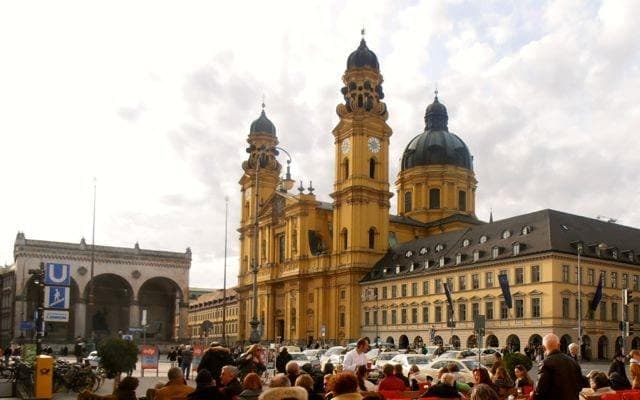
left=14, top=247, right=191, bottom=269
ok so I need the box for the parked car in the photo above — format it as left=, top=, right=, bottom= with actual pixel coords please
left=390, top=354, right=433, bottom=375
left=320, top=354, right=346, bottom=371
left=373, top=351, right=400, bottom=370
left=421, top=358, right=480, bottom=384
left=464, top=348, right=502, bottom=366
left=83, top=350, right=100, bottom=368
left=288, top=352, right=315, bottom=368
left=320, top=346, right=346, bottom=369
left=303, top=349, right=325, bottom=361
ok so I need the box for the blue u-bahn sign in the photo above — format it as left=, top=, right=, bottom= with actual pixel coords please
left=44, top=263, right=71, bottom=286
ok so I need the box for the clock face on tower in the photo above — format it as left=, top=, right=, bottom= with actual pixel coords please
left=368, top=137, right=381, bottom=153
left=341, top=138, right=351, bottom=154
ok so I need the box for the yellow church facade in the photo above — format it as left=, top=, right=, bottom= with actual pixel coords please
left=235, top=38, right=479, bottom=345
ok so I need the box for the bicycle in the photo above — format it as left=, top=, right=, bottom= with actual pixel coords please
left=13, top=361, right=34, bottom=398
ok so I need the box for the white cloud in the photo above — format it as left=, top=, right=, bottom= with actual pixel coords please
left=1, top=0, right=639, bottom=289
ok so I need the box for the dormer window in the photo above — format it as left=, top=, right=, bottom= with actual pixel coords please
left=439, top=256, right=445, bottom=267
left=462, top=239, right=470, bottom=247
left=521, top=225, right=532, bottom=235
left=629, top=251, right=635, bottom=262
left=424, top=260, right=431, bottom=269
left=410, top=263, right=418, bottom=272
left=435, top=243, right=444, bottom=252
left=405, top=250, right=413, bottom=258
left=502, top=230, right=511, bottom=239
left=396, top=266, right=401, bottom=274
left=612, top=249, right=618, bottom=259
left=492, top=246, right=500, bottom=259
left=419, top=247, right=428, bottom=255
left=456, top=253, right=462, bottom=265
left=473, top=250, right=480, bottom=262
left=513, top=242, right=521, bottom=256
left=480, top=235, right=488, bottom=244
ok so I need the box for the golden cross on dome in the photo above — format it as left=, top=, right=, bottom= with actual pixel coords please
left=361, top=27, right=365, bottom=38
left=261, top=94, right=265, bottom=110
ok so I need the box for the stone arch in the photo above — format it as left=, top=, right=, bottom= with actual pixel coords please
left=450, top=335, right=461, bottom=349
left=386, top=336, right=395, bottom=345
left=615, top=336, right=624, bottom=355
left=486, top=335, right=499, bottom=348
left=25, top=275, right=80, bottom=341
left=414, top=336, right=423, bottom=348
left=632, top=337, right=640, bottom=350
left=560, top=334, right=572, bottom=353
left=582, top=335, right=592, bottom=361
left=598, top=335, right=609, bottom=360
left=528, top=334, right=542, bottom=347
left=433, top=335, right=443, bottom=345
left=399, top=334, right=409, bottom=349
left=138, top=276, right=182, bottom=341
left=84, top=273, right=134, bottom=341
left=467, top=334, right=477, bottom=348
left=506, top=334, right=521, bottom=352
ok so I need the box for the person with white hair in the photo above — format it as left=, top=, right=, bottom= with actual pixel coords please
left=534, top=333, right=584, bottom=400
left=568, top=342, right=579, bottom=361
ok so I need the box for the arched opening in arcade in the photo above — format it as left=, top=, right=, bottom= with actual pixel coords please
left=84, top=274, right=133, bottom=341
left=433, top=335, right=443, bottom=345
left=24, top=275, right=79, bottom=341
left=386, top=336, right=395, bottom=346
left=582, top=336, right=593, bottom=361
left=138, top=277, right=183, bottom=341
left=615, top=336, right=624, bottom=355
left=528, top=334, right=542, bottom=347
left=467, top=335, right=477, bottom=348
left=506, top=334, right=520, bottom=352
left=399, top=335, right=409, bottom=349
left=486, top=335, right=499, bottom=348
left=598, top=336, right=609, bottom=360
left=560, top=334, right=572, bottom=354
left=413, top=336, right=423, bottom=348
left=632, top=337, right=640, bottom=350
left=450, top=335, right=461, bottom=349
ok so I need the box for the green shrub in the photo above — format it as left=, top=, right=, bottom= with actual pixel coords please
left=97, top=338, right=138, bottom=379
left=503, top=352, right=533, bottom=380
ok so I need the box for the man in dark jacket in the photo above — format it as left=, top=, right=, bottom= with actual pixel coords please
left=197, top=342, right=235, bottom=385
left=276, top=347, right=292, bottom=374
left=534, top=333, right=584, bottom=400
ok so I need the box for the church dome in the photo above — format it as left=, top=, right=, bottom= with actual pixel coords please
left=347, top=39, right=379, bottom=71
left=249, top=109, right=276, bottom=136
left=401, top=95, right=473, bottom=171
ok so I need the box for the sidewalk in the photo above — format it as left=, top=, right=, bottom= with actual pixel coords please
left=53, top=361, right=196, bottom=400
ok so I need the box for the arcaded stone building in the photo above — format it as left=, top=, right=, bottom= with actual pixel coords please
left=7, top=233, right=191, bottom=342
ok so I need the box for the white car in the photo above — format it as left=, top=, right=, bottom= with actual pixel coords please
left=83, top=350, right=100, bottom=367
left=320, top=346, right=346, bottom=369
left=422, top=358, right=481, bottom=384
left=463, top=348, right=502, bottom=366
left=373, top=351, right=399, bottom=370
left=320, top=354, right=345, bottom=371
left=288, top=352, right=314, bottom=368
left=390, top=354, right=432, bottom=375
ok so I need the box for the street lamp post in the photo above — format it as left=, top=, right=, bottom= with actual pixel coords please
left=249, top=146, right=293, bottom=344
left=577, top=242, right=583, bottom=362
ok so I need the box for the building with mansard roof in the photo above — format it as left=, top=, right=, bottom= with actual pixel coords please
left=188, top=288, right=239, bottom=345
left=361, top=209, right=640, bottom=359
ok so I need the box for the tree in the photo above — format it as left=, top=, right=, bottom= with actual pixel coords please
left=503, top=352, right=533, bottom=380
left=97, top=338, right=138, bottom=390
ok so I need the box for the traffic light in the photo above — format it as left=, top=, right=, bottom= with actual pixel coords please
left=624, top=289, right=633, bottom=305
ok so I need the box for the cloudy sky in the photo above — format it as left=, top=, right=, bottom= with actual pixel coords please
left=1, top=0, right=639, bottom=289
